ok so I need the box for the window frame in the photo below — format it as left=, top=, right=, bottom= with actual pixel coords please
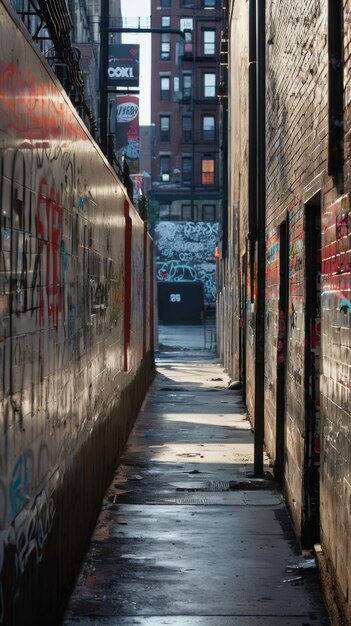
left=182, top=155, right=193, bottom=184
left=181, top=204, right=192, bottom=220
left=201, top=157, right=215, bottom=185
left=202, top=115, right=216, bottom=142
left=161, top=16, right=171, bottom=27
left=183, top=72, right=192, bottom=99
left=180, top=17, right=193, bottom=31
left=202, top=204, right=216, bottom=222
left=203, top=72, right=216, bottom=98
left=202, top=29, right=216, bottom=55
left=160, top=75, right=171, bottom=101
left=160, top=115, right=171, bottom=142
left=182, top=116, right=192, bottom=143
left=170, top=204, right=182, bottom=220
left=159, top=203, right=171, bottom=219
left=160, top=154, right=171, bottom=181
left=161, top=32, right=171, bottom=60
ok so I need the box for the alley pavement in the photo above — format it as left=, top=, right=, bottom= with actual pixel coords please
left=62, top=324, right=331, bottom=626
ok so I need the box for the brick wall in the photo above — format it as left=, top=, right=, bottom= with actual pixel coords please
left=221, top=0, right=351, bottom=619
left=264, top=0, right=327, bottom=532
left=320, top=192, right=351, bottom=617
left=266, top=2, right=328, bottom=216
left=265, top=3, right=351, bottom=615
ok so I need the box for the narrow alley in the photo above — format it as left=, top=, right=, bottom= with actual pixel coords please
left=62, top=325, right=330, bottom=626
left=1, top=1, right=351, bottom=625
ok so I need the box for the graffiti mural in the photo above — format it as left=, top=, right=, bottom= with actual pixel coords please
left=0, top=2, right=155, bottom=623
left=154, top=221, right=219, bottom=303
left=322, top=194, right=351, bottom=315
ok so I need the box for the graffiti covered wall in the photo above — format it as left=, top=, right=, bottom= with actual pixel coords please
left=154, top=221, right=219, bottom=304
left=264, top=228, right=280, bottom=457
left=0, top=3, right=155, bottom=624
left=320, top=193, right=351, bottom=609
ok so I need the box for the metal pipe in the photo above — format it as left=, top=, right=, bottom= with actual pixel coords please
left=99, top=0, right=109, bottom=156
left=220, top=62, right=229, bottom=259
left=254, top=0, right=266, bottom=476
left=248, top=0, right=257, bottom=247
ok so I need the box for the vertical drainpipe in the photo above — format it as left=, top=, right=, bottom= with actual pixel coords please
left=248, top=0, right=257, bottom=259
left=254, top=0, right=266, bottom=475
left=191, top=12, right=196, bottom=221
left=124, top=200, right=132, bottom=372
left=248, top=0, right=259, bottom=456
left=221, top=93, right=229, bottom=259
left=248, top=0, right=257, bottom=419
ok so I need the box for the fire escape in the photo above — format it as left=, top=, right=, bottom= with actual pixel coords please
left=11, top=0, right=97, bottom=136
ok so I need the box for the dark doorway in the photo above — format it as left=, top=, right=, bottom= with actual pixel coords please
left=157, top=281, right=204, bottom=324
left=302, top=193, right=322, bottom=547
left=275, top=219, right=289, bottom=485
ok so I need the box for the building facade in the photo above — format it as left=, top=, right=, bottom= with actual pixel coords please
left=218, top=0, right=351, bottom=621
left=150, top=0, right=222, bottom=309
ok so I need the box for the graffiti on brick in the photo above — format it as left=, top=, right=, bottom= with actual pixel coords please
left=0, top=489, right=55, bottom=622
left=322, top=196, right=351, bottom=316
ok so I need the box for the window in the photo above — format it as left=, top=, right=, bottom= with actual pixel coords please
left=182, top=116, right=192, bottom=142
left=161, top=32, right=171, bottom=60
left=203, top=73, right=216, bottom=98
left=180, top=18, right=193, bottom=54
left=170, top=204, right=182, bottom=220
left=180, top=18, right=193, bottom=31
left=161, top=0, right=171, bottom=7
left=182, top=205, right=192, bottom=220
left=202, top=157, right=215, bottom=184
left=181, top=0, right=194, bottom=6
left=183, top=30, right=193, bottom=54
left=162, top=16, right=171, bottom=27
left=202, top=204, right=216, bottom=221
left=202, top=115, right=215, bottom=142
left=160, top=155, right=171, bottom=181
left=203, top=0, right=216, bottom=7
left=160, top=116, right=170, bottom=142
left=159, top=203, right=171, bottom=219
left=160, top=76, right=170, bottom=101
left=203, top=29, right=216, bottom=55
left=182, top=156, right=192, bottom=183
left=183, top=73, right=192, bottom=99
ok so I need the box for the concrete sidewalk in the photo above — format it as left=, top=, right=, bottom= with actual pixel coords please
left=62, top=332, right=330, bottom=626
left=158, top=322, right=217, bottom=354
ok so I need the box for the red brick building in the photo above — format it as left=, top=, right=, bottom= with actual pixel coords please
left=218, top=0, right=351, bottom=621
left=150, top=0, right=222, bottom=308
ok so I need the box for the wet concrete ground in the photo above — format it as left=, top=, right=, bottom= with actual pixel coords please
left=62, top=325, right=330, bottom=626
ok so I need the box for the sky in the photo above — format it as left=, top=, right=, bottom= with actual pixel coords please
left=120, top=0, right=151, bottom=125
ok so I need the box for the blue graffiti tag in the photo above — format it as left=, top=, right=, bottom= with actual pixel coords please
left=10, top=454, right=30, bottom=516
